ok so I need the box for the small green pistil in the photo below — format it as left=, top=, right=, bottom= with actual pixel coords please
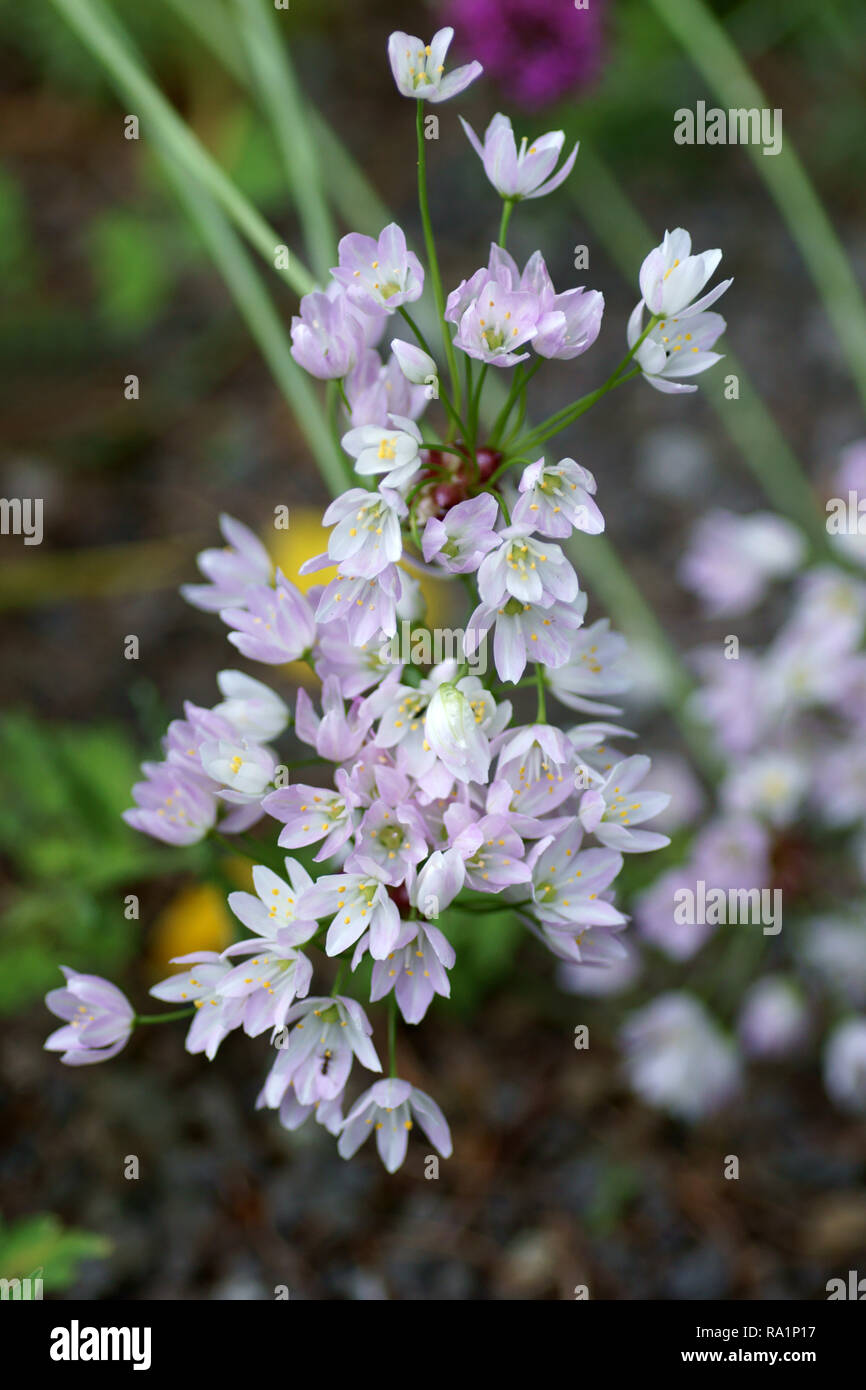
left=504, top=597, right=524, bottom=616
left=381, top=281, right=402, bottom=299
left=483, top=327, right=506, bottom=351
left=380, top=826, right=404, bottom=851
left=538, top=882, right=557, bottom=902
left=318, top=1004, right=340, bottom=1024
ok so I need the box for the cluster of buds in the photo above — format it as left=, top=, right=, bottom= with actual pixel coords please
left=45, top=27, right=731, bottom=1171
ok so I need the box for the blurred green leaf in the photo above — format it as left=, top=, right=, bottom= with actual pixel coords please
left=87, top=208, right=174, bottom=331
left=0, top=1213, right=110, bottom=1291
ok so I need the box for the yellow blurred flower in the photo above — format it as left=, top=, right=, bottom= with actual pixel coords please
left=147, top=881, right=236, bottom=976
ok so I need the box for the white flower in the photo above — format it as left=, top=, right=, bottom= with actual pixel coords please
left=341, top=417, right=422, bottom=491
left=390, top=339, right=437, bottom=385
left=199, top=737, right=277, bottom=797
left=388, top=27, right=482, bottom=104
left=213, top=670, right=290, bottom=742
left=639, top=227, right=731, bottom=318
left=338, top=1077, right=452, bottom=1172
left=628, top=301, right=726, bottom=395
left=424, top=677, right=509, bottom=785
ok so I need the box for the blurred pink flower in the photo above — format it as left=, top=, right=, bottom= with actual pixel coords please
left=445, top=0, right=605, bottom=109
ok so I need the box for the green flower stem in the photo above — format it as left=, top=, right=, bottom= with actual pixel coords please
left=387, top=991, right=398, bottom=1079
left=498, top=198, right=516, bottom=248
left=512, top=369, right=639, bottom=457
left=416, top=101, right=462, bottom=416
left=330, top=962, right=345, bottom=998
left=534, top=662, right=547, bottom=723
left=649, top=0, right=866, bottom=415
left=50, top=0, right=315, bottom=297
left=468, top=364, right=489, bottom=446
left=136, top=1009, right=195, bottom=1025
left=233, top=0, right=336, bottom=284
left=397, top=305, right=436, bottom=361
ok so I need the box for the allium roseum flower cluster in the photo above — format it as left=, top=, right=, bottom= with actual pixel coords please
left=44, top=28, right=733, bottom=1171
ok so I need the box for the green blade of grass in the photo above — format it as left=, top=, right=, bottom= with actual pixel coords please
left=232, top=0, right=336, bottom=284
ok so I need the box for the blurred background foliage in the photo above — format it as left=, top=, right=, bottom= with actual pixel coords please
left=2, top=0, right=866, bottom=1299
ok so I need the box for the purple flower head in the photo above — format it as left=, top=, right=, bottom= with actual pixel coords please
left=577, top=754, right=671, bottom=853
left=422, top=492, right=501, bottom=572
left=294, top=677, right=375, bottom=762
left=369, top=920, right=456, bottom=1023
left=478, top=525, right=578, bottom=607
left=314, top=618, right=400, bottom=696
left=483, top=245, right=604, bottom=360
left=547, top=619, right=631, bottom=715
left=258, top=995, right=381, bottom=1111
left=459, top=112, right=578, bottom=200
left=299, top=868, right=401, bottom=959
left=495, top=723, right=575, bottom=818
left=317, top=487, right=406, bottom=580
left=338, top=1077, right=452, bottom=1171
left=679, top=509, right=804, bottom=617
left=350, top=796, right=429, bottom=887
left=634, top=868, right=717, bottom=962
left=691, top=815, right=770, bottom=891
left=333, top=224, right=424, bottom=314
left=181, top=513, right=271, bottom=613
left=446, top=0, right=605, bottom=110
left=450, top=277, right=539, bottom=366
left=343, top=348, right=427, bottom=430
left=290, top=287, right=367, bottom=380
left=527, top=821, right=624, bottom=928
left=465, top=591, right=586, bottom=684
left=639, top=228, right=732, bottom=319
left=264, top=772, right=360, bottom=861
left=124, top=762, right=216, bottom=845
left=221, top=864, right=317, bottom=1035
left=45, top=968, right=134, bottom=1066
left=150, top=951, right=246, bottom=1059
left=163, top=702, right=236, bottom=786
left=532, top=284, right=604, bottom=360
left=512, top=457, right=604, bottom=538
left=688, top=647, right=769, bottom=756
left=313, top=563, right=408, bottom=644
left=448, top=809, right=531, bottom=892
left=628, top=301, right=726, bottom=395
left=388, top=27, right=482, bottom=103
left=621, top=993, right=741, bottom=1122
left=220, top=569, right=316, bottom=664
left=341, top=417, right=423, bottom=491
